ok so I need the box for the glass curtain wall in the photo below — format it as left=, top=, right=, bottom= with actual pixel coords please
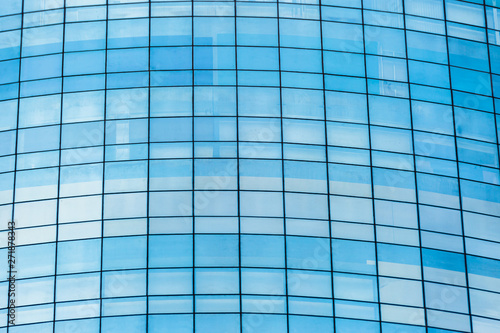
left=0, top=0, right=499, bottom=332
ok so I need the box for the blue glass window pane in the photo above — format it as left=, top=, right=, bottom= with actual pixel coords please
left=332, top=239, right=376, bottom=275
left=195, top=235, right=239, bottom=267
left=103, top=236, right=147, bottom=270
left=149, top=235, right=193, bottom=268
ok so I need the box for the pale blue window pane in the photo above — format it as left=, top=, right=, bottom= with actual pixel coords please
left=378, top=244, right=421, bottom=279
left=19, top=94, right=61, bottom=128
left=425, top=282, right=469, bottom=313
left=238, top=87, right=280, bottom=117
left=451, top=67, right=492, bottom=95
left=446, top=0, right=485, bottom=27
left=195, top=268, right=239, bottom=294
left=380, top=277, right=422, bottom=307
left=103, top=160, right=144, bottom=190
left=322, top=6, right=362, bottom=23
left=422, top=248, right=466, bottom=285
left=65, top=21, right=106, bottom=51
left=152, top=18, right=191, bottom=46
left=457, top=138, right=498, bottom=168
left=464, top=212, right=500, bottom=243
left=107, top=48, right=149, bottom=72
left=62, top=121, right=103, bottom=148
left=16, top=243, right=55, bottom=279
left=241, top=314, right=287, bottom=333
left=283, top=119, right=325, bottom=145
left=417, top=173, right=460, bottom=209
left=419, top=205, right=462, bottom=235
left=279, top=18, right=321, bottom=49
left=470, top=289, right=500, bottom=320
left=17, top=125, right=59, bottom=153
left=56, top=273, right=99, bottom=302
left=195, top=235, right=239, bottom=267
left=55, top=319, right=99, bottom=333
left=106, top=88, right=148, bottom=119
left=241, top=235, right=284, bottom=268
left=330, top=195, right=374, bottom=223
left=241, top=268, right=286, bottom=295
left=326, top=91, right=367, bottom=123
left=282, top=88, right=324, bottom=120
left=101, top=315, right=146, bottom=333
left=327, top=122, right=370, bottom=148
left=64, top=50, right=105, bottom=76
left=412, top=100, right=454, bottom=135
left=21, top=54, right=62, bottom=81
left=334, top=272, right=378, bottom=302
left=329, top=163, right=371, bottom=197
left=0, top=59, right=19, bottom=85
left=149, top=269, right=193, bottom=295
left=468, top=255, right=500, bottom=293
left=322, top=21, right=363, bottom=52
left=336, top=300, right=380, bottom=321
left=371, top=127, right=413, bottom=154
left=449, top=38, right=489, bottom=72
left=194, top=46, right=235, bottom=70
left=239, top=117, right=281, bottom=143
left=22, top=24, right=63, bottom=57
left=285, top=193, right=329, bottom=220
left=369, top=95, right=410, bottom=128
left=57, top=239, right=101, bottom=274
left=195, top=87, right=235, bottom=116
left=289, top=315, right=334, bottom=332
left=149, top=315, right=193, bottom=333
left=103, top=236, right=147, bottom=270
left=239, top=159, right=282, bottom=191
left=405, top=0, right=443, bottom=19
left=324, top=51, right=365, bottom=77
left=149, top=191, right=192, bottom=217
left=365, top=26, right=406, bottom=57
left=238, top=47, right=279, bottom=71
left=102, top=270, right=146, bottom=298
left=149, top=235, right=193, bottom=268
left=414, top=132, right=456, bottom=160
left=409, top=61, right=450, bottom=88
left=365, top=0, right=402, bottom=12
left=63, top=91, right=105, bottom=123
left=461, top=179, right=500, bottom=216
left=332, top=239, right=376, bottom=275
left=281, top=48, right=322, bottom=73
left=196, top=314, right=240, bottom=333
left=194, top=117, right=236, bottom=141
left=194, top=17, right=234, bottom=45
left=366, top=55, right=407, bottom=82
left=237, top=18, right=278, bottom=46
left=407, top=31, right=448, bottom=64
left=108, top=18, right=149, bottom=48
left=0, top=0, right=22, bottom=16
left=104, top=192, right=147, bottom=219
left=151, top=87, right=192, bottom=117
left=0, top=100, right=18, bottom=131
left=15, top=167, right=58, bottom=201
left=336, top=318, right=380, bottom=333
left=150, top=159, right=192, bottom=190
left=285, top=160, right=326, bottom=193
left=455, top=108, right=496, bottom=143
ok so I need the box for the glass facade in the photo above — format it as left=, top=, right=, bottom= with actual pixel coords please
left=1, top=0, right=500, bottom=332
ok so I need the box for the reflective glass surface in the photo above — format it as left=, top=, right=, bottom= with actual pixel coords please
left=1, top=0, right=500, bottom=332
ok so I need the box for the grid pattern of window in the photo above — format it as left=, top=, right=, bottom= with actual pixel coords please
left=1, top=0, right=500, bottom=332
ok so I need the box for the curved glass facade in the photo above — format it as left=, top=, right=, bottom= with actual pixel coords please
left=1, top=0, right=500, bottom=332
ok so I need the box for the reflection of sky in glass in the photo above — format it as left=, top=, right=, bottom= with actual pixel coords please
left=0, top=0, right=499, bottom=332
